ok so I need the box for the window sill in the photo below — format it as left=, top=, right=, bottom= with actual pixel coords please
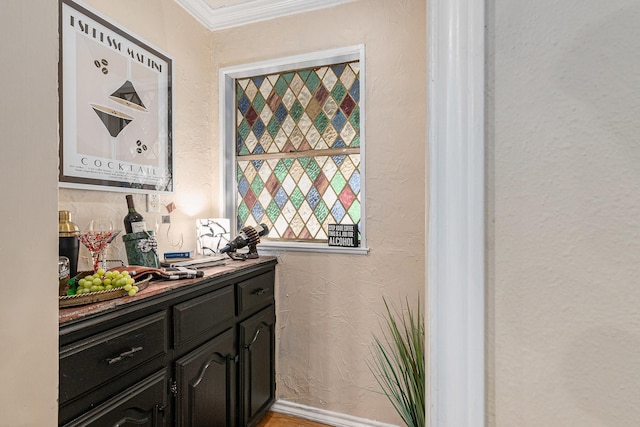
left=257, top=241, right=370, bottom=255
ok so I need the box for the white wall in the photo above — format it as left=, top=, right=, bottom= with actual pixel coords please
left=487, top=0, right=640, bottom=425
left=0, top=1, right=59, bottom=424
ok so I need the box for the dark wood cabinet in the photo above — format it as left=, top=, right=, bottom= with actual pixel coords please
left=175, top=328, right=236, bottom=427
left=59, top=258, right=276, bottom=427
left=239, top=306, right=276, bottom=426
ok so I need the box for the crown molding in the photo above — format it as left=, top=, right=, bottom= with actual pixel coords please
left=176, top=0, right=353, bottom=31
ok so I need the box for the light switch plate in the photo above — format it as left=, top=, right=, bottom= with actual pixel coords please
left=147, top=194, right=160, bottom=212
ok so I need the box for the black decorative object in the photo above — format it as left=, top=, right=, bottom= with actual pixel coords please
left=221, top=224, right=269, bottom=261
left=328, top=224, right=359, bottom=247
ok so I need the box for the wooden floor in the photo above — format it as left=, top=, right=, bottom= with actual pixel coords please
left=257, top=412, right=332, bottom=427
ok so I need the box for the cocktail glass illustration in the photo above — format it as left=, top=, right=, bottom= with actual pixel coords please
left=90, top=59, right=147, bottom=159
left=90, top=104, right=134, bottom=159
left=109, top=80, right=147, bottom=112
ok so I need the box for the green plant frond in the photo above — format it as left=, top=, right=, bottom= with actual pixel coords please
left=368, top=295, right=425, bottom=427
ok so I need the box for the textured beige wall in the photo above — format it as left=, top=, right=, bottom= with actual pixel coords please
left=56, top=0, right=425, bottom=424
left=487, top=0, right=640, bottom=425
left=59, top=0, right=215, bottom=264
left=212, top=1, right=426, bottom=423
left=0, top=0, right=59, bottom=424
left=4, top=0, right=423, bottom=423
left=8, top=0, right=638, bottom=424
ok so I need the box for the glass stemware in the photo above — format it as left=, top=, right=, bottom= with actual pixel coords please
left=77, top=218, right=121, bottom=273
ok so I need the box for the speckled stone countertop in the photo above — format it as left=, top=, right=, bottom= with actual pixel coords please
left=59, top=256, right=277, bottom=325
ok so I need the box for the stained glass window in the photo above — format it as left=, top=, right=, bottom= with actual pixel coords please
left=234, top=60, right=361, bottom=244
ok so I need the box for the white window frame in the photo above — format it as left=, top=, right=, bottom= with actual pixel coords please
left=219, top=44, right=368, bottom=254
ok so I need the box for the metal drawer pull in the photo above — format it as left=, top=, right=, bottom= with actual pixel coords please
left=245, top=328, right=261, bottom=349
left=251, top=288, right=266, bottom=296
left=106, top=346, right=143, bottom=365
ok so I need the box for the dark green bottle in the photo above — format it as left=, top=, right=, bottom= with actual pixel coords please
left=124, top=195, right=146, bottom=234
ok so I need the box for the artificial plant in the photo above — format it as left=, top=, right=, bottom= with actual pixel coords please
left=368, top=297, right=425, bottom=427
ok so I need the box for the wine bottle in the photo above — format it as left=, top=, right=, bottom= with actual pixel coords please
left=124, top=195, right=147, bottom=234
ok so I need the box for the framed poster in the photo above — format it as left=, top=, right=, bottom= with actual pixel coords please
left=59, top=0, right=174, bottom=193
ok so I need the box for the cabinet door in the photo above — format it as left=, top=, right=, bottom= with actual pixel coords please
left=62, top=369, right=168, bottom=427
left=175, top=328, right=236, bottom=427
left=239, top=306, right=276, bottom=426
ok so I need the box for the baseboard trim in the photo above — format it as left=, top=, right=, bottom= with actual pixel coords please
left=270, top=400, right=399, bottom=427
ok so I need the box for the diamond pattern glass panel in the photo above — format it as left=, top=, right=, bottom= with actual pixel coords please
left=235, top=60, right=361, bottom=243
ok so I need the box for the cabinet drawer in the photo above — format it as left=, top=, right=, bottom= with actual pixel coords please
left=59, top=311, right=167, bottom=404
left=173, top=285, right=235, bottom=348
left=62, top=369, right=168, bottom=427
left=237, top=271, right=274, bottom=317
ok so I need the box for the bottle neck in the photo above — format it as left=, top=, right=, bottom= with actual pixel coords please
left=126, top=195, right=136, bottom=211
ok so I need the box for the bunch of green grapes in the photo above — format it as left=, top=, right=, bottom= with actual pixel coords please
left=74, top=268, right=139, bottom=297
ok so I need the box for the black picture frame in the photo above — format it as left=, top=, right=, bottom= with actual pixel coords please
left=59, top=0, right=174, bottom=193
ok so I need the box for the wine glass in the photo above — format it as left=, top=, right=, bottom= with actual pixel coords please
left=77, top=218, right=121, bottom=273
